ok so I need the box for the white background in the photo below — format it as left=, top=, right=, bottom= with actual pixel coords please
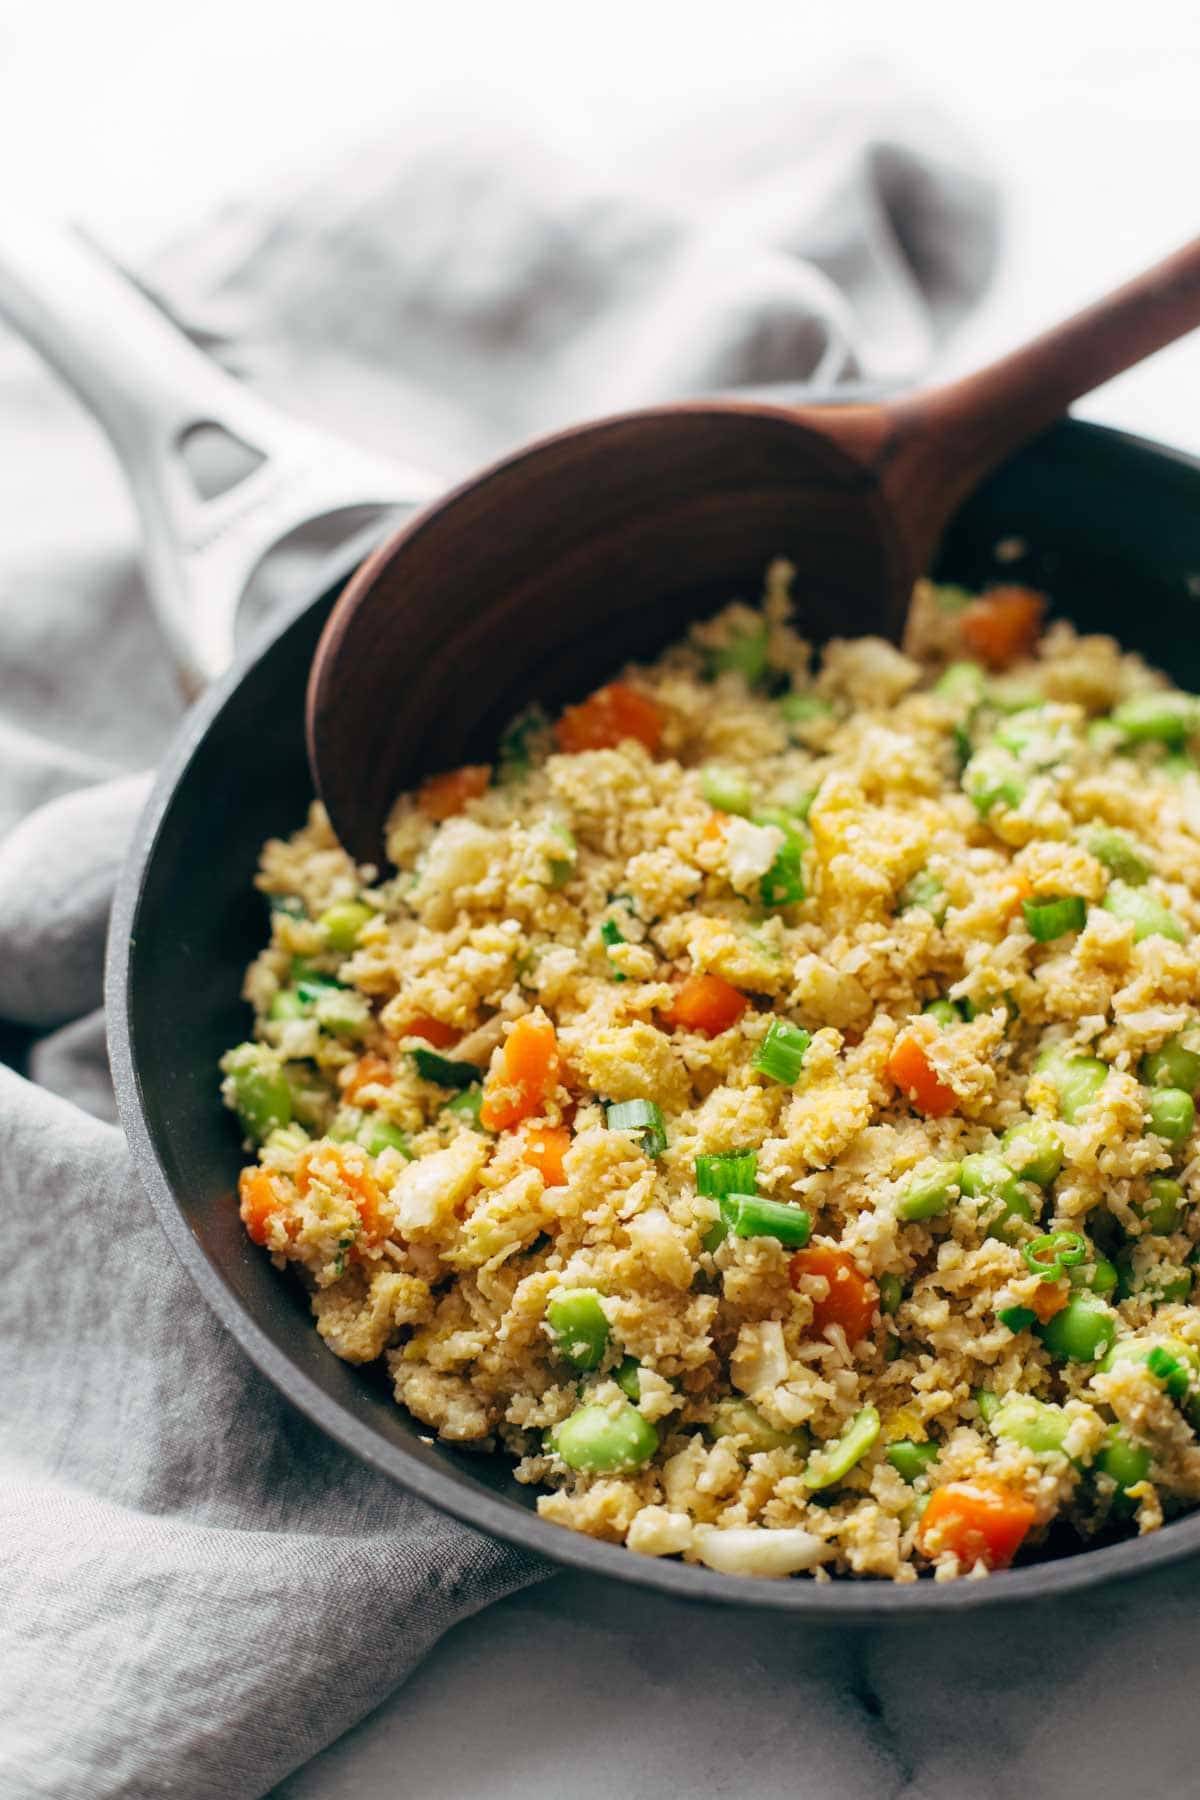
left=5, top=5, right=1200, bottom=1795
left=4, top=0, right=1200, bottom=451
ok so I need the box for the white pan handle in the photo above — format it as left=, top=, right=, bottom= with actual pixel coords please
left=0, top=217, right=441, bottom=690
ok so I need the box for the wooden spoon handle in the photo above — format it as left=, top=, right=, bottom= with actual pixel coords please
left=820, top=235, right=1200, bottom=578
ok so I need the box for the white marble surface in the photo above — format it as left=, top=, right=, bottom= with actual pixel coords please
left=275, top=1559, right=1200, bottom=1800
left=6, top=7, right=1200, bottom=1796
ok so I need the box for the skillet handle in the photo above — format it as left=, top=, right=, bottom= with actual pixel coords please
left=0, top=217, right=441, bottom=691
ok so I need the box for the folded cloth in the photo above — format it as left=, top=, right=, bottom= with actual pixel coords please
left=0, top=86, right=997, bottom=1800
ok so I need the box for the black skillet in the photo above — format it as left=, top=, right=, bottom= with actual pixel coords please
left=9, top=224, right=1200, bottom=1617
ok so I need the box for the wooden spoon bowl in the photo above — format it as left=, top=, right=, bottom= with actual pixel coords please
left=309, top=239, right=1200, bottom=867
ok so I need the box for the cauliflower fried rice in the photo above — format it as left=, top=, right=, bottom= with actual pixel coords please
left=221, top=565, right=1200, bottom=1582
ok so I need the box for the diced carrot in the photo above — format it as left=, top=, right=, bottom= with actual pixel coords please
left=789, top=1245, right=878, bottom=1344
left=917, top=1477, right=1036, bottom=1570
left=664, top=972, right=748, bottom=1038
left=480, top=1013, right=561, bottom=1131
left=887, top=1032, right=958, bottom=1118
left=700, top=814, right=728, bottom=843
left=342, top=1053, right=391, bottom=1103
left=1029, top=1280, right=1068, bottom=1324
left=239, top=1167, right=286, bottom=1247
left=417, top=764, right=491, bottom=821
left=296, top=1143, right=387, bottom=1245
left=520, top=1123, right=571, bottom=1187
left=959, top=586, right=1046, bottom=670
left=404, top=1014, right=458, bottom=1050
left=555, top=682, right=664, bottom=756
left=1000, top=871, right=1034, bottom=918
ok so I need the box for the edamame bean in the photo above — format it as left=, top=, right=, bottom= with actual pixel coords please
left=546, top=1289, right=610, bottom=1371
left=318, top=900, right=376, bottom=952
left=269, top=987, right=308, bottom=1022
left=1147, top=1087, right=1195, bottom=1144
left=1110, top=691, right=1199, bottom=744
left=1036, top=1048, right=1109, bottom=1123
left=357, top=1118, right=412, bottom=1158
left=1101, top=1336, right=1200, bottom=1417
left=885, top=1439, right=938, bottom=1484
left=1138, top=1176, right=1184, bottom=1235
left=778, top=692, right=833, bottom=726
left=959, top=1153, right=1039, bottom=1241
left=1096, top=1425, right=1151, bottom=1509
left=1036, top=1292, right=1116, bottom=1363
left=222, top=1044, right=293, bottom=1141
left=990, top=1394, right=1071, bottom=1454
left=1070, top=1255, right=1119, bottom=1297
left=614, top=1356, right=642, bottom=1401
left=1142, top=1033, right=1200, bottom=1094
left=1001, top=1117, right=1063, bottom=1186
left=701, top=765, right=753, bottom=816
left=934, top=660, right=986, bottom=703
left=313, top=987, right=371, bottom=1039
left=548, top=1401, right=658, bottom=1473
left=922, top=999, right=960, bottom=1029
left=896, top=1160, right=962, bottom=1222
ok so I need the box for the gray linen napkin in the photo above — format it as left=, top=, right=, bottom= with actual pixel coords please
left=0, top=86, right=996, bottom=1800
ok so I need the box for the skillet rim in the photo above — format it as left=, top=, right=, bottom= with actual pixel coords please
left=108, top=412, right=1200, bottom=1617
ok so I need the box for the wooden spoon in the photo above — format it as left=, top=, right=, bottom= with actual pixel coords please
left=309, top=237, right=1200, bottom=868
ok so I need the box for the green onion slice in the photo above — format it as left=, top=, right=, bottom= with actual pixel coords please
left=606, top=1099, right=667, bottom=1158
left=1086, top=827, right=1150, bottom=885
left=695, top=1149, right=757, bottom=1198
left=802, top=1405, right=881, bottom=1490
left=752, top=1019, right=811, bottom=1084
left=708, top=624, right=769, bottom=686
left=778, top=692, right=834, bottom=726
left=898, top=868, right=948, bottom=924
left=758, top=825, right=806, bottom=908
left=974, top=1389, right=1002, bottom=1424
left=997, top=1303, right=1037, bottom=1333
left=445, top=1085, right=484, bottom=1126
left=1022, top=1230, right=1087, bottom=1280
left=498, top=704, right=549, bottom=779
left=1022, top=895, right=1087, bottom=942
left=717, top=1193, right=812, bottom=1247
left=599, top=918, right=627, bottom=981
left=1102, top=881, right=1187, bottom=944
left=878, top=1273, right=904, bottom=1316
left=412, top=1048, right=483, bottom=1088
left=1146, top=1345, right=1185, bottom=1387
